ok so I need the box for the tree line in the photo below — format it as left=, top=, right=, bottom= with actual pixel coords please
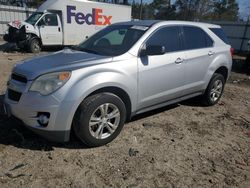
left=132, top=0, right=239, bottom=21
left=0, top=0, right=239, bottom=21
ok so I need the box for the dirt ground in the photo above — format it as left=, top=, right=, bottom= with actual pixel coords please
left=0, top=49, right=249, bottom=188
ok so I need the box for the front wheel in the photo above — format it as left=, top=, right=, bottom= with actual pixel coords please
left=29, top=38, right=41, bottom=53
left=73, top=93, right=126, bottom=147
left=202, top=73, right=225, bottom=106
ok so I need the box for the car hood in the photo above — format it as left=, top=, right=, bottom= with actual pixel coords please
left=8, top=20, right=34, bottom=32
left=13, top=48, right=113, bottom=80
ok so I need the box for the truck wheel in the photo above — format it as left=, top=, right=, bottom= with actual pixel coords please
left=3, top=34, right=9, bottom=42
left=202, top=73, right=225, bottom=106
left=29, top=38, right=41, bottom=53
left=73, top=93, right=126, bottom=147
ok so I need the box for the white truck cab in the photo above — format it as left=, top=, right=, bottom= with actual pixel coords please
left=4, top=0, right=131, bottom=53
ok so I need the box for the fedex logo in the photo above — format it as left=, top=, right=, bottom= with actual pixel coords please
left=67, top=5, right=112, bottom=25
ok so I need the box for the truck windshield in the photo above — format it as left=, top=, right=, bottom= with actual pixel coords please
left=76, top=25, right=149, bottom=56
left=26, top=12, right=43, bottom=25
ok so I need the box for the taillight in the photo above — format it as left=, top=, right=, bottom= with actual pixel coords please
left=230, top=47, right=234, bottom=58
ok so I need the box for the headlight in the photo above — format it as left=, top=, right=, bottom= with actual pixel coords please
left=30, top=72, right=71, bottom=95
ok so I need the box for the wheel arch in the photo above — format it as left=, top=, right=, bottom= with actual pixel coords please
left=88, top=86, right=131, bottom=121
left=73, top=86, right=132, bottom=126
left=29, top=33, right=42, bottom=45
left=214, top=66, right=228, bottom=81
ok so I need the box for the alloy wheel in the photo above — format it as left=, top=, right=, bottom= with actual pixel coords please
left=89, top=103, right=120, bottom=139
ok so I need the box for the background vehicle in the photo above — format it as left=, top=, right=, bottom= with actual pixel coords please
left=246, top=40, right=250, bottom=73
left=4, top=21, right=232, bottom=147
left=3, top=0, right=131, bottom=53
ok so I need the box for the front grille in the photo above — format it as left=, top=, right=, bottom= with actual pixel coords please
left=8, top=26, right=26, bottom=42
left=11, top=73, right=27, bottom=83
left=8, top=89, right=22, bottom=102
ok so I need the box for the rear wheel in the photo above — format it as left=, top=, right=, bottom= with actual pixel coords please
left=29, top=38, right=41, bottom=53
left=73, top=93, right=126, bottom=147
left=202, top=73, right=225, bottom=106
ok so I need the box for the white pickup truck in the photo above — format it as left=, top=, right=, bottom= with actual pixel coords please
left=4, top=0, right=131, bottom=53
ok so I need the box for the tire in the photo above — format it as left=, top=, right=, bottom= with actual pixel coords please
left=29, top=38, right=41, bottom=53
left=73, top=93, right=126, bottom=147
left=202, top=73, right=225, bottom=106
left=3, top=34, right=10, bottom=42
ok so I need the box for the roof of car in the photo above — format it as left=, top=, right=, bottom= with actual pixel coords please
left=115, top=20, right=220, bottom=28
left=113, top=20, right=161, bottom=27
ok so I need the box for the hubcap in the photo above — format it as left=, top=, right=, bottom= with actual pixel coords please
left=210, top=80, right=223, bottom=102
left=33, top=41, right=40, bottom=52
left=89, top=103, right=120, bottom=139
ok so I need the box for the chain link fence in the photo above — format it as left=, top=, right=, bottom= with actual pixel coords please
left=0, top=4, right=36, bottom=35
left=209, top=21, right=250, bottom=53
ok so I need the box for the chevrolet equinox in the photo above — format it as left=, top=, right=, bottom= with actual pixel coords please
left=4, top=20, right=233, bottom=147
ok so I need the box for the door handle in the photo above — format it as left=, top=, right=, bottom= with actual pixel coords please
left=58, top=27, right=61, bottom=32
left=175, top=58, right=184, bottom=64
left=208, top=51, right=215, bottom=56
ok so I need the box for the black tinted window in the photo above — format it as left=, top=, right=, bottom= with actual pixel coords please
left=146, top=26, right=182, bottom=52
left=210, top=28, right=229, bottom=44
left=183, top=26, right=213, bottom=50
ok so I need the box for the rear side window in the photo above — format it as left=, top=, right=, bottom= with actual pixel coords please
left=209, top=28, right=229, bottom=44
left=183, top=26, right=213, bottom=50
left=146, top=26, right=182, bottom=52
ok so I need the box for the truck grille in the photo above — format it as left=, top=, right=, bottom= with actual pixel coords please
left=8, top=26, right=26, bottom=42
left=11, top=73, right=27, bottom=83
left=8, top=89, right=22, bottom=102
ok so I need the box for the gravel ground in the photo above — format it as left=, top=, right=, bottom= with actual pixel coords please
left=0, top=49, right=249, bottom=188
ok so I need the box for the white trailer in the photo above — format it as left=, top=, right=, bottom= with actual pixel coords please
left=4, top=0, right=131, bottom=53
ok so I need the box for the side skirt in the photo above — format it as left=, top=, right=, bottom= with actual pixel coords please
left=132, top=92, right=203, bottom=117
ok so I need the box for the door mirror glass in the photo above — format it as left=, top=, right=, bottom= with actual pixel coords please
left=140, top=45, right=165, bottom=56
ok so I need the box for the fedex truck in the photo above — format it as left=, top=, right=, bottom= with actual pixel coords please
left=4, top=0, right=131, bottom=53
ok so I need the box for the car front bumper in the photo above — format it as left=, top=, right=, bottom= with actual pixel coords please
left=4, top=91, right=74, bottom=142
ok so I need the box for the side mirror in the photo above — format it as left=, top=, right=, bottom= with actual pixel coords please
left=140, top=45, right=165, bottom=56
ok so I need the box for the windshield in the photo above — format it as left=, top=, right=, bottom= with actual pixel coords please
left=26, top=12, right=43, bottom=25
left=76, top=24, right=149, bottom=56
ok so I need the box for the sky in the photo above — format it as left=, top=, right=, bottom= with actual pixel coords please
left=237, top=0, right=250, bottom=20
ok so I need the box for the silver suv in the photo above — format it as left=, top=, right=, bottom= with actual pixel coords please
left=4, top=21, right=233, bottom=147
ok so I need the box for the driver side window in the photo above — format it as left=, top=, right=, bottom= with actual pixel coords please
left=146, top=26, right=182, bottom=53
left=37, top=14, right=58, bottom=26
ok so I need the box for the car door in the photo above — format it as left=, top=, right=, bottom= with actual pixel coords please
left=38, top=13, right=63, bottom=45
left=137, top=26, right=186, bottom=110
left=181, top=26, right=215, bottom=95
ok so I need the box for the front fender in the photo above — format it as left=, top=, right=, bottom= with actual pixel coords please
left=56, top=66, right=138, bottom=131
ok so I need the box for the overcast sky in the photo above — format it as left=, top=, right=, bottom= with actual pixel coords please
left=237, top=0, right=250, bottom=20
